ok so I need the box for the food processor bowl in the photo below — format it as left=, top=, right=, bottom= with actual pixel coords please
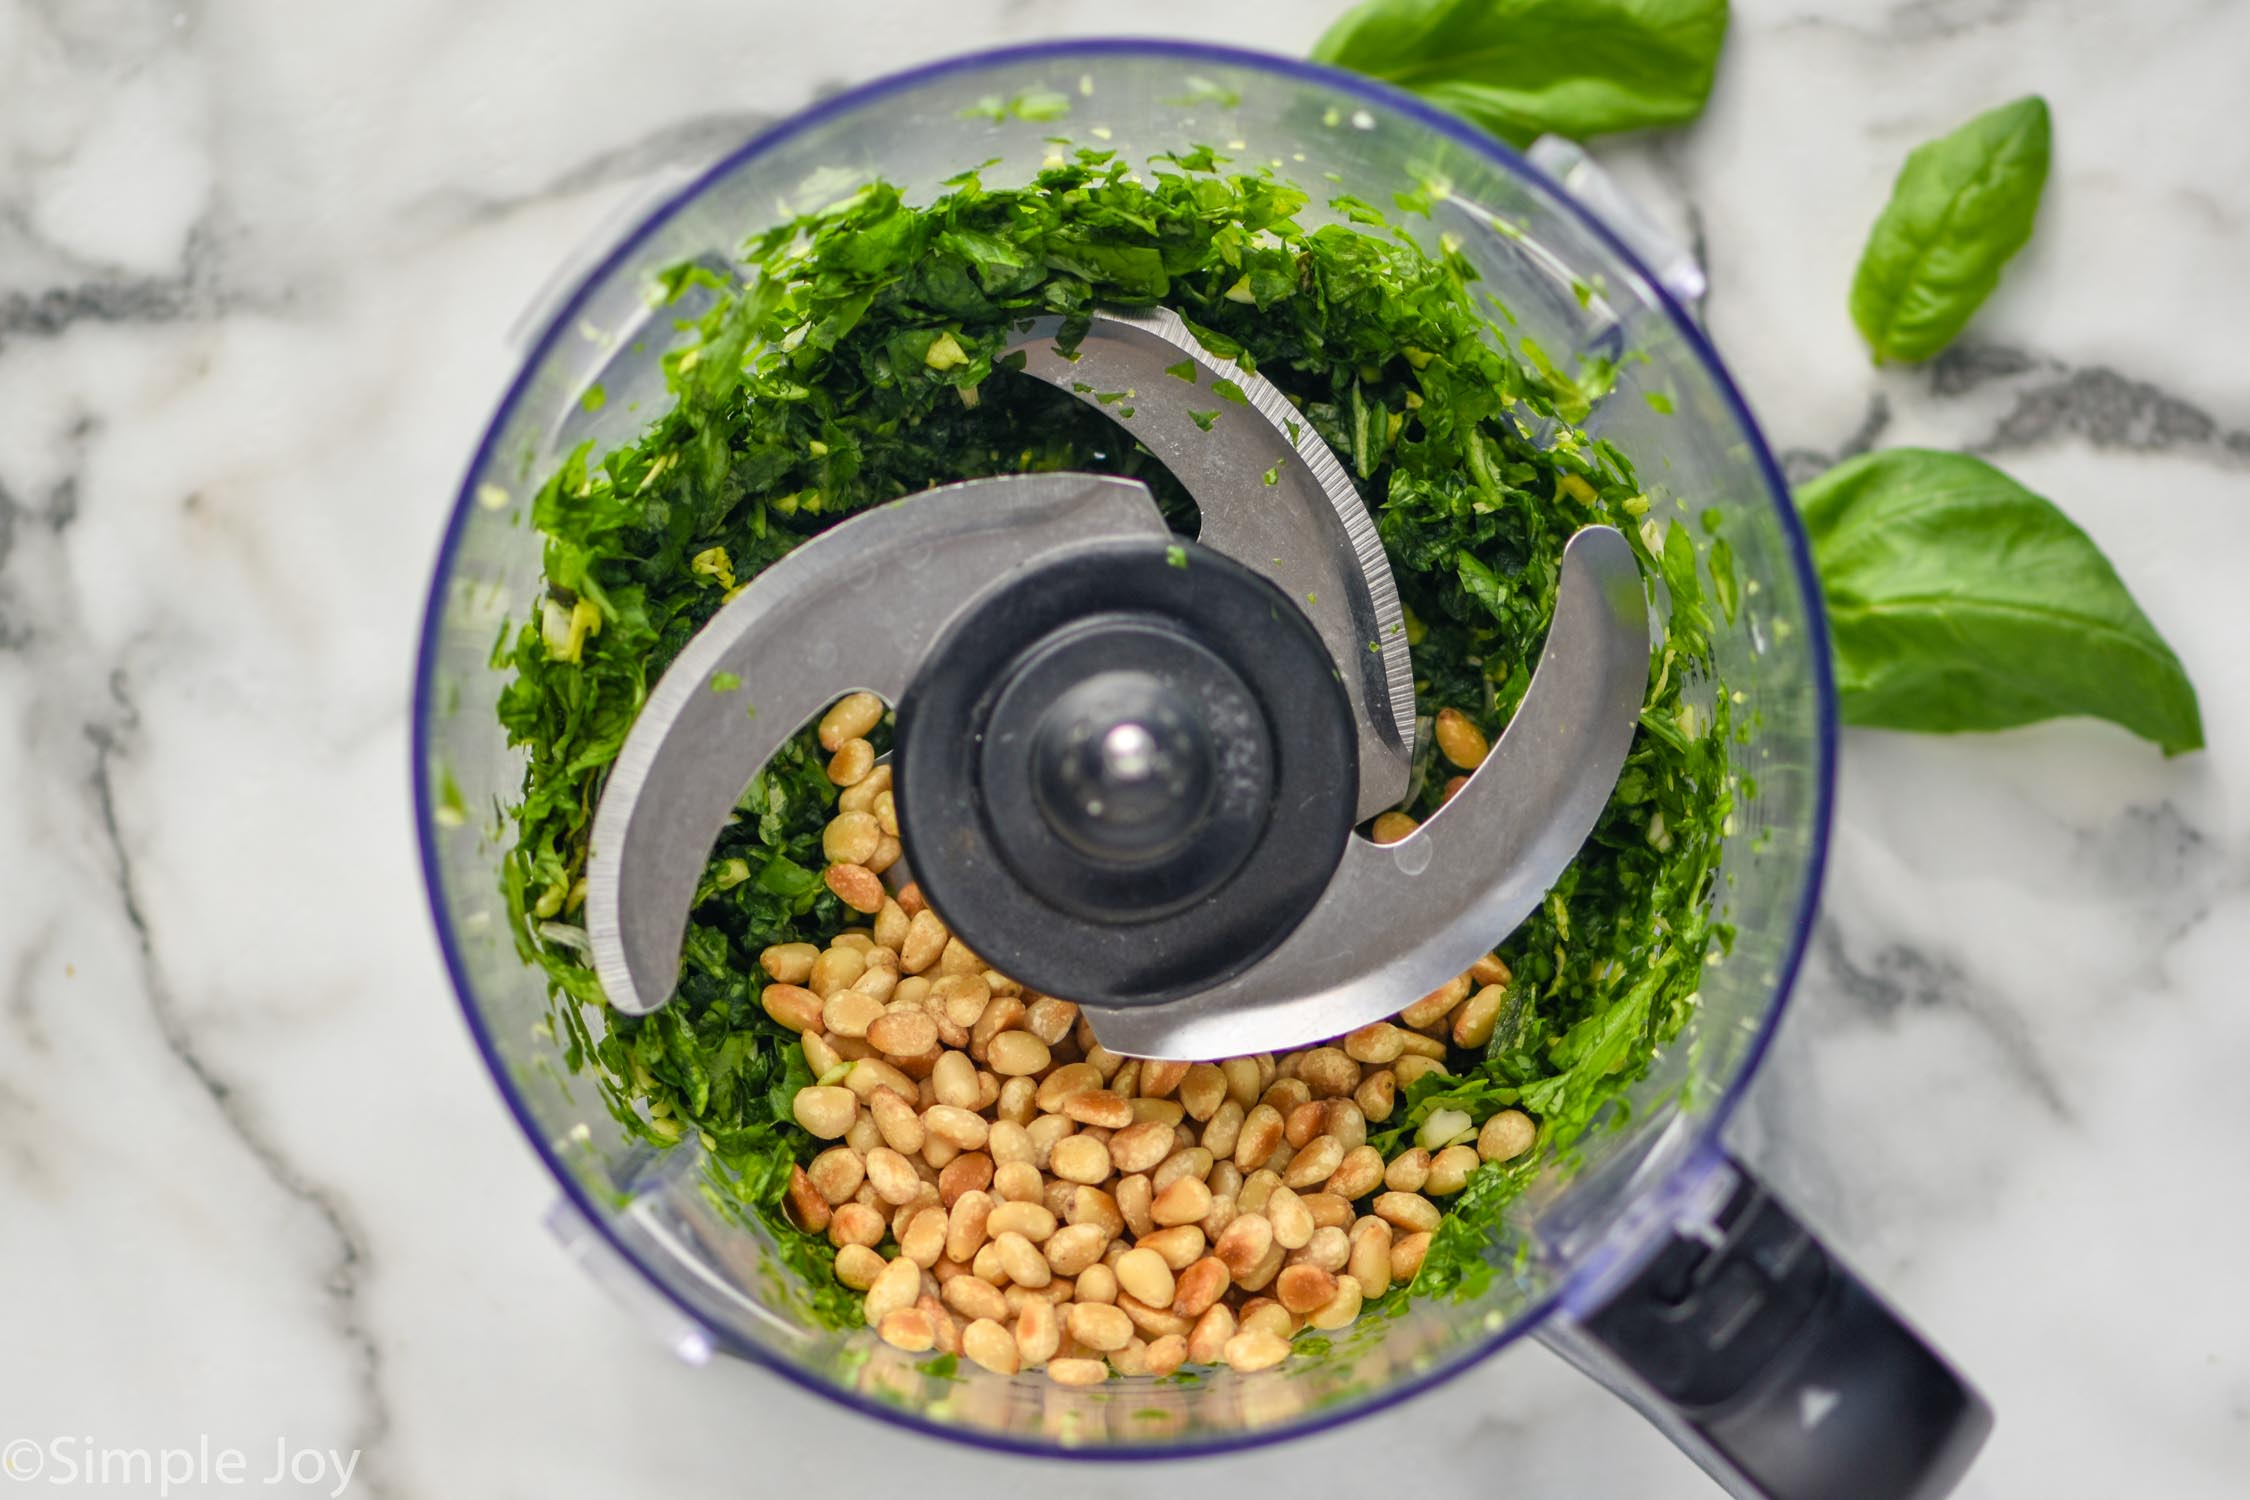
left=414, top=40, right=1987, bottom=1499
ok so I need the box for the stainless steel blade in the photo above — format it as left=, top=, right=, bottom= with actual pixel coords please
left=1001, top=306, right=1415, bottom=821
left=1075, top=524, right=1650, bottom=1060
left=584, top=473, right=1171, bottom=1018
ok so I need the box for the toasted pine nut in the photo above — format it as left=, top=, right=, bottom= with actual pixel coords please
left=868, top=1087, right=926, bottom=1155
left=1144, top=1332, right=1188, bottom=1378
left=938, top=937, right=983, bottom=977
left=1067, top=1301, right=1135, bottom=1352
left=1137, top=1224, right=1206, bottom=1271
left=1293, top=1225, right=1350, bottom=1274
left=900, top=910, right=949, bottom=974
left=1234, top=1103, right=1284, bottom=1171
left=876, top=1306, right=935, bottom=1352
left=761, top=983, right=824, bottom=1033
left=1172, top=1255, right=1232, bottom=1318
left=993, top=1160, right=1043, bottom=1203
left=1452, top=983, right=1506, bottom=1048
left=808, top=1147, right=865, bottom=1205
left=1391, top=1229, right=1432, bottom=1281
left=1238, top=1298, right=1294, bottom=1340
left=1034, top=1062, right=1101, bottom=1112
left=1343, top=1021, right=1405, bottom=1064
left=1370, top=811, right=1418, bottom=844
left=1282, top=1135, right=1345, bottom=1190
left=1348, top=1218, right=1394, bottom=1298
left=1374, top=1191, right=1442, bottom=1234
left=1051, top=1134, right=1113, bottom=1186
left=808, top=945, right=867, bottom=998
left=793, top=1085, right=857, bottom=1140
left=1046, top=1357, right=1110, bottom=1386
left=864, top=1255, right=921, bottom=1323
left=825, top=863, right=885, bottom=913
left=785, top=1164, right=832, bottom=1233
left=1213, top=1212, right=1274, bottom=1279
left=1223, top=1329, right=1291, bottom=1372
left=873, top=900, right=910, bottom=952
left=962, top=1317, right=1019, bottom=1374
left=943, top=1272, right=1007, bottom=1323
left=1426, top=1143, right=1480, bottom=1197
left=1478, top=1108, right=1537, bottom=1162
left=829, top=1201, right=885, bottom=1249
left=1307, top=1272, right=1364, bottom=1332
left=1434, top=706, right=1490, bottom=769
left=1327, top=1144, right=1386, bottom=1200
left=1276, top=1264, right=1337, bottom=1315
left=760, top=942, right=820, bottom=984
left=1266, top=1186, right=1314, bottom=1250
left=867, top=1008, right=938, bottom=1057
left=1116, top=1293, right=1193, bottom=1340
left=1015, top=1297, right=1061, bottom=1366
left=834, top=1242, right=886, bottom=1290
left=945, top=1191, right=993, bottom=1264
left=1152, top=1146, right=1214, bottom=1196
left=1115, top=1246, right=1175, bottom=1308
left=1355, top=1069, right=1397, bottom=1122
left=828, top=737, right=876, bottom=787
left=1384, top=1147, right=1431, bottom=1193
left=1296, top=1048, right=1361, bottom=1099
left=988, top=1200, right=1057, bottom=1241
left=865, top=1147, right=920, bottom=1206
left=901, top=1206, right=948, bottom=1267
left=1400, top=973, right=1469, bottom=1029
left=1107, top=1119, right=1175, bottom=1175
left=1076, top=1262, right=1119, bottom=1305
left=875, top=787, right=900, bottom=837
left=1186, top=1302, right=1237, bottom=1365
left=988, top=1030, right=1051, bottom=1077
left=1045, top=1223, right=1110, bottom=1276
left=1392, top=1054, right=1449, bottom=1088
left=1063, top=1089, right=1133, bottom=1129
left=819, top=692, right=884, bottom=750
left=994, top=1230, right=1051, bottom=1287
left=931, top=1051, right=980, bottom=1109
left=921, top=1103, right=990, bottom=1151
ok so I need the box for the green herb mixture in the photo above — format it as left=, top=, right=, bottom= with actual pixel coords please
left=496, top=145, right=1731, bottom=1326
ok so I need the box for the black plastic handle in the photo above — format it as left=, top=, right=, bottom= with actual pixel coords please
left=1576, top=1155, right=1991, bottom=1500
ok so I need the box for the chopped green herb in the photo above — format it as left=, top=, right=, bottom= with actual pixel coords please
left=1165, top=543, right=1190, bottom=569
left=1189, top=410, right=1220, bottom=431
left=1164, top=358, right=1197, bottom=382
left=709, top=671, right=742, bottom=693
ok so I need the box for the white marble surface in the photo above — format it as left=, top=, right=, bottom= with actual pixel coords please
left=4, top=0, right=2246, bottom=1495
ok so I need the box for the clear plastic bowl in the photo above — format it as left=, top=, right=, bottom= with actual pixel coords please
left=414, top=39, right=1833, bottom=1463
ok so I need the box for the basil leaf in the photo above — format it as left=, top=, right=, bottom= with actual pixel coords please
left=1801, top=449, right=2202, bottom=753
left=1849, top=95, right=2051, bottom=364
left=1311, top=0, right=1730, bottom=147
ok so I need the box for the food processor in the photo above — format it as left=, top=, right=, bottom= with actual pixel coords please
left=413, top=39, right=1991, bottom=1500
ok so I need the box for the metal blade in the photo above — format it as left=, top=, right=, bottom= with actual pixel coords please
left=584, top=473, right=1171, bottom=1018
left=1075, top=525, right=1650, bottom=1060
left=1001, top=307, right=1415, bottom=821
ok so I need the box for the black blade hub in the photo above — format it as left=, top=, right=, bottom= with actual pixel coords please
left=895, top=537, right=1355, bottom=1008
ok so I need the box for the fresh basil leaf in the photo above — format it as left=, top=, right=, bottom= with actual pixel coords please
left=1801, top=448, right=2202, bottom=753
left=1849, top=95, right=2050, bottom=364
left=1311, top=0, right=1730, bottom=147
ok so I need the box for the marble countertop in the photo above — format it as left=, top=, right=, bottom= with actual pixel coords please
left=4, top=0, right=2245, bottom=1495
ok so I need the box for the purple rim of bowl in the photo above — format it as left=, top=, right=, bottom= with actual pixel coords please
left=410, top=35, right=1838, bottom=1463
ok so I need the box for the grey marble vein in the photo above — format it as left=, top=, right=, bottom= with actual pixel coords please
left=85, top=677, right=396, bottom=1496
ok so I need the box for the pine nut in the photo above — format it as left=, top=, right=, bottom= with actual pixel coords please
left=1296, top=1048, right=1361, bottom=1099
left=1348, top=1218, right=1394, bottom=1298
left=1426, top=1144, right=1480, bottom=1197
left=851, top=964, right=899, bottom=1003
left=875, top=787, right=900, bottom=837
left=943, top=1273, right=1007, bottom=1323
left=1374, top=1191, right=1442, bottom=1233
left=1308, top=1273, right=1364, bottom=1331
left=808, top=1147, right=865, bottom=1204
left=1284, top=1100, right=1325, bottom=1150
left=993, top=1160, right=1043, bottom=1203
left=1045, top=1223, right=1110, bottom=1276
left=865, top=1147, right=919, bottom=1206
left=1034, top=1062, right=1100, bottom=1112
left=793, top=1085, right=858, bottom=1139
left=900, top=910, right=949, bottom=974
left=1234, top=1103, right=1284, bottom=1171
left=786, top=1165, right=831, bottom=1233
left=1266, top=1186, right=1314, bottom=1249
left=868, top=1087, right=926, bottom=1155
left=1024, top=997, right=1078, bottom=1042
left=829, top=1202, right=885, bottom=1249
left=1223, top=1329, right=1290, bottom=1372
left=939, top=937, right=983, bottom=977
left=988, top=1030, right=1050, bottom=1077
left=995, top=1230, right=1051, bottom=1288
left=1276, top=1264, right=1337, bottom=1315
left=1452, top=983, right=1506, bottom=1048
left=962, top=1318, right=1019, bottom=1375
left=843, top=1057, right=912, bottom=1101
left=809, top=946, right=867, bottom=998
left=867, top=1008, right=937, bottom=1057
left=1016, top=1297, right=1061, bottom=1366
left=1051, top=1135, right=1113, bottom=1186
left=1151, top=1175, right=1214, bottom=1227
left=946, top=1191, right=993, bottom=1264
left=1282, top=1135, right=1345, bottom=1190
left=1392, top=1055, right=1449, bottom=1088
left=1434, top=706, right=1490, bottom=769
left=819, top=692, right=884, bottom=750
left=1076, top=1263, right=1118, bottom=1305
left=1391, top=1230, right=1432, bottom=1281
left=1144, top=1333, right=1188, bottom=1378
left=1385, top=1147, right=1431, bottom=1193
left=1478, top=1108, right=1537, bottom=1162
left=1238, top=1298, right=1294, bottom=1340
left=1152, top=1146, right=1214, bottom=1196
left=1137, top=1225, right=1206, bottom=1271
left=1067, top=1301, right=1135, bottom=1352
left=1063, top=1089, right=1133, bottom=1128
left=1400, top=974, right=1469, bottom=1029
left=1115, top=1246, right=1175, bottom=1307
left=1370, top=811, right=1418, bottom=844
left=834, top=1243, right=885, bottom=1290
left=1327, top=1145, right=1385, bottom=1200
left=1116, top=1294, right=1193, bottom=1340
left=988, top=1201, right=1057, bottom=1241
left=873, top=900, right=910, bottom=951
left=761, top=943, right=820, bottom=983
left=865, top=1255, right=922, bottom=1323
left=922, top=1103, right=990, bottom=1151
left=825, top=862, right=885, bottom=913
left=901, top=1207, right=948, bottom=1267
left=932, top=1051, right=979, bottom=1109
left=1293, top=1225, right=1350, bottom=1274
left=1173, top=1255, right=1231, bottom=1318
left=761, top=983, right=824, bottom=1032
left=828, top=737, right=876, bottom=787
left=1354, top=1069, right=1397, bottom=1122
left=1046, top=1357, right=1110, bottom=1386
left=1213, top=1213, right=1274, bottom=1279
